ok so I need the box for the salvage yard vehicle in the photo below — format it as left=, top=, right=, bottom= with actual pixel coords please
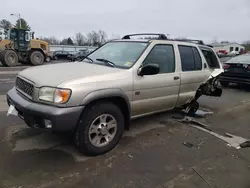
left=6, top=33, right=223, bottom=156
left=219, top=54, right=250, bottom=86
left=52, top=50, right=72, bottom=60
left=0, top=27, right=50, bottom=66
left=67, top=51, right=89, bottom=61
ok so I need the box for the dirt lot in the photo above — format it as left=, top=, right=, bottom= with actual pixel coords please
left=0, top=84, right=250, bottom=188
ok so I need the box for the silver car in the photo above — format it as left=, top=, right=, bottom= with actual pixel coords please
left=6, top=34, right=223, bottom=155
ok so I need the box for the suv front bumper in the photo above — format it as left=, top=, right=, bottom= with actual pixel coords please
left=6, top=87, right=84, bottom=132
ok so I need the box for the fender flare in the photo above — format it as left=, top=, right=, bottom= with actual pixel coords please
left=81, top=89, right=130, bottom=107
left=81, top=88, right=131, bottom=119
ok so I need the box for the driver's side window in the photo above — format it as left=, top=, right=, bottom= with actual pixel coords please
left=143, top=44, right=175, bottom=74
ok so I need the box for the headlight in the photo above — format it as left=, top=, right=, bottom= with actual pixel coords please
left=39, top=87, right=71, bottom=104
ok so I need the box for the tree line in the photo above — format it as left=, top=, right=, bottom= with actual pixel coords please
left=0, top=18, right=119, bottom=46
left=2, top=17, right=249, bottom=49
left=39, top=30, right=116, bottom=47
left=0, top=18, right=30, bottom=35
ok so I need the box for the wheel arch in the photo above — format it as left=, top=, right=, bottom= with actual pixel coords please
left=29, top=48, right=46, bottom=59
left=80, top=89, right=131, bottom=130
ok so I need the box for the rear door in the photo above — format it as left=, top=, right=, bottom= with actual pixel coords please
left=176, top=45, right=210, bottom=106
left=132, top=43, right=181, bottom=117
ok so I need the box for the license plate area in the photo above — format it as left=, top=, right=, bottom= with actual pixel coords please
left=7, top=105, right=18, bottom=116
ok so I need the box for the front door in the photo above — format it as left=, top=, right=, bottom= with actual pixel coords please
left=132, top=44, right=181, bottom=117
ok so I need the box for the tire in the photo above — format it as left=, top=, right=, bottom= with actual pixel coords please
left=0, top=51, right=5, bottom=66
left=74, top=102, right=125, bottom=156
left=29, top=51, right=44, bottom=66
left=220, top=81, right=229, bottom=87
left=1, top=50, right=18, bottom=67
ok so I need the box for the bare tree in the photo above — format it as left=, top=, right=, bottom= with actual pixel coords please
left=98, top=30, right=108, bottom=44
left=109, top=34, right=120, bottom=41
left=39, top=36, right=60, bottom=45
left=0, top=19, right=12, bottom=35
left=75, top=32, right=86, bottom=46
left=86, top=31, right=99, bottom=46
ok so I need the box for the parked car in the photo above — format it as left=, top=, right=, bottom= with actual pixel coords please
left=217, top=52, right=225, bottom=58
left=67, top=51, right=89, bottom=61
left=217, top=49, right=228, bottom=55
left=219, top=54, right=250, bottom=86
left=6, top=33, right=223, bottom=156
left=52, top=51, right=72, bottom=60
left=227, top=51, right=239, bottom=57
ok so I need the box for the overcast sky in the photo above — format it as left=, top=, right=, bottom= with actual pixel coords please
left=1, top=0, right=250, bottom=43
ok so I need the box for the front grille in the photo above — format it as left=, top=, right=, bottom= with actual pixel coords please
left=16, top=77, right=34, bottom=97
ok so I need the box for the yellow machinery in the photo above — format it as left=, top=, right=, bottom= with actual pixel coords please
left=0, top=28, right=50, bottom=67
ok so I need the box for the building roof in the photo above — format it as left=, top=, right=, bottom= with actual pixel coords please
left=211, top=42, right=244, bottom=47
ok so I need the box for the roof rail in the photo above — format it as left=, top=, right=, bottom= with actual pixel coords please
left=122, top=33, right=168, bottom=40
left=174, top=38, right=205, bottom=45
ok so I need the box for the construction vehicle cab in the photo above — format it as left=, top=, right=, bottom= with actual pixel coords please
left=0, top=28, right=50, bottom=67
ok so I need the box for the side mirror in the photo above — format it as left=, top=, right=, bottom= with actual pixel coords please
left=138, top=64, right=160, bottom=76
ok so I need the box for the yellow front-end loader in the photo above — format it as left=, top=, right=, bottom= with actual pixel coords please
left=0, top=28, right=50, bottom=67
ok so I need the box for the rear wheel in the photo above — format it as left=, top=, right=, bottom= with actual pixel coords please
left=29, top=51, right=44, bottom=66
left=1, top=50, right=18, bottom=67
left=74, top=102, right=125, bottom=156
left=220, top=81, right=229, bottom=87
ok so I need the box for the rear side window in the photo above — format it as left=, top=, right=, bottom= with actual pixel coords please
left=178, top=46, right=202, bottom=71
left=143, top=44, right=175, bottom=74
left=199, top=46, right=220, bottom=68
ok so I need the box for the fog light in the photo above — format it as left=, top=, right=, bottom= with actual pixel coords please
left=44, top=119, right=52, bottom=129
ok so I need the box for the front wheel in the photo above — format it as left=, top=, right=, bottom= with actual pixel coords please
left=1, top=50, right=18, bottom=67
left=74, top=102, right=125, bottom=156
left=29, top=51, right=44, bottom=65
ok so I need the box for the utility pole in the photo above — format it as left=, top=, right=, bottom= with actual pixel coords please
left=10, top=13, right=21, bottom=28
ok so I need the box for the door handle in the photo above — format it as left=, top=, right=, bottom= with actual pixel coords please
left=174, top=76, right=180, bottom=80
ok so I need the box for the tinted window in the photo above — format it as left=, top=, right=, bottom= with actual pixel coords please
left=178, top=46, right=202, bottom=71
left=143, top=44, right=175, bottom=74
left=192, top=48, right=202, bottom=70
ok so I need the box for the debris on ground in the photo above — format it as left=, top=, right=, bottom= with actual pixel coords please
left=182, top=142, right=194, bottom=148
left=177, top=116, right=212, bottom=131
left=240, top=141, right=250, bottom=148
left=224, top=133, right=233, bottom=138
left=128, top=154, right=134, bottom=160
left=195, top=109, right=214, bottom=118
left=174, top=117, right=250, bottom=150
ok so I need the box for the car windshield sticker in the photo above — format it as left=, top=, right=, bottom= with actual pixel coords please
left=124, top=61, right=133, bottom=66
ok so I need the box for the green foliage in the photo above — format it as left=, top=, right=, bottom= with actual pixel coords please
left=15, top=18, right=31, bottom=30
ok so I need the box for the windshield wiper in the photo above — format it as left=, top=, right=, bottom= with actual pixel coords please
left=79, top=56, right=94, bottom=63
left=96, top=58, right=115, bottom=67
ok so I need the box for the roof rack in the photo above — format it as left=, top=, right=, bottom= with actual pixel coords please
left=122, top=33, right=168, bottom=40
left=174, top=39, right=205, bottom=45
left=121, top=33, right=212, bottom=48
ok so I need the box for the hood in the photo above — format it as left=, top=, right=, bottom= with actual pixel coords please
left=18, top=62, right=123, bottom=87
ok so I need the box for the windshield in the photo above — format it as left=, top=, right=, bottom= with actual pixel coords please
left=87, top=41, right=148, bottom=68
